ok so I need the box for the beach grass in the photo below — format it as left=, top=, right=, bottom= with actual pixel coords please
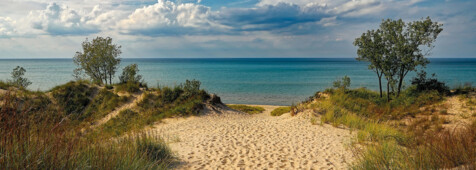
left=0, top=90, right=174, bottom=169
left=270, top=106, right=291, bottom=116
left=227, top=104, right=265, bottom=114
left=303, top=85, right=476, bottom=169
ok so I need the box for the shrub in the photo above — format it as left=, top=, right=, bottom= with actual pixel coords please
left=119, top=64, right=142, bottom=84
left=271, top=106, right=291, bottom=116
left=411, top=71, right=449, bottom=94
left=333, top=75, right=351, bottom=90
left=9, top=66, right=32, bottom=89
left=227, top=105, right=265, bottom=114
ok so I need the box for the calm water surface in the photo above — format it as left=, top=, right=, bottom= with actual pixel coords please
left=0, top=58, right=475, bottom=105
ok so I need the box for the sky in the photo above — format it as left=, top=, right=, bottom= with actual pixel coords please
left=0, top=0, right=475, bottom=58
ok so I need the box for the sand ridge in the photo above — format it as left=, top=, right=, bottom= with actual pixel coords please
left=150, top=105, right=355, bottom=169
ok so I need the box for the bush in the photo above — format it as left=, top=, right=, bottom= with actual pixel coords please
left=119, top=64, right=142, bottom=84
left=411, top=71, right=449, bottom=94
left=10, top=66, right=32, bottom=89
left=0, top=80, right=14, bottom=90
left=270, top=106, right=291, bottom=116
left=333, top=75, right=351, bottom=90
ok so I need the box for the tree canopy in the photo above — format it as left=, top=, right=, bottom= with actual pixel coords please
left=73, top=37, right=121, bottom=85
left=354, top=17, right=442, bottom=101
left=10, top=66, right=31, bottom=88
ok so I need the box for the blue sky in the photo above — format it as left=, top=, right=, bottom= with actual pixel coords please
left=0, top=0, right=475, bottom=58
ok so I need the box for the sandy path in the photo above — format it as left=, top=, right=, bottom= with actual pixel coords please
left=151, top=105, right=354, bottom=169
left=92, top=91, right=146, bottom=128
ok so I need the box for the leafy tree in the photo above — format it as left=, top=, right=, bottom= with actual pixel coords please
left=354, top=17, right=442, bottom=100
left=73, top=37, right=121, bottom=85
left=333, top=76, right=351, bottom=91
left=354, top=29, right=385, bottom=97
left=10, top=66, right=31, bottom=88
left=119, top=64, right=142, bottom=84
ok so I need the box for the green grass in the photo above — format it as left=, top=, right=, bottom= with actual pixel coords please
left=270, top=106, right=291, bottom=116
left=0, top=80, right=14, bottom=90
left=83, top=89, right=129, bottom=121
left=0, top=91, right=174, bottom=169
left=227, top=104, right=265, bottom=114
left=115, top=82, right=142, bottom=93
left=50, top=81, right=96, bottom=117
left=98, top=81, right=210, bottom=137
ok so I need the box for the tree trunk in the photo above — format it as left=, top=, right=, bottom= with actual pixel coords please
left=378, top=76, right=383, bottom=98
left=387, top=81, right=390, bottom=102
left=397, top=74, right=404, bottom=97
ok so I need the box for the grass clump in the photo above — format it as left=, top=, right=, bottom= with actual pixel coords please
left=83, top=88, right=129, bottom=121
left=270, top=106, right=291, bottom=116
left=0, top=80, right=14, bottom=90
left=50, top=81, right=96, bottom=117
left=115, top=82, right=143, bottom=93
left=227, top=104, right=265, bottom=114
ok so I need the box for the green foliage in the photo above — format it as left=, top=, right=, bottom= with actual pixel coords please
left=51, top=81, right=95, bottom=117
left=354, top=17, right=443, bottom=99
left=119, top=64, right=142, bottom=84
left=270, top=106, right=291, bottom=116
left=73, top=36, right=121, bottom=85
left=10, top=66, right=32, bottom=88
left=115, top=82, right=141, bottom=93
left=333, top=75, right=351, bottom=90
left=100, top=80, right=210, bottom=137
left=227, top=105, right=265, bottom=114
left=411, top=71, right=449, bottom=94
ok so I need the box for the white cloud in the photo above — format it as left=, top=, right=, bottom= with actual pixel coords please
left=0, top=17, right=17, bottom=38
left=117, top=0, right=221, bottom=35
left=28, top=3, right=101, bottom=35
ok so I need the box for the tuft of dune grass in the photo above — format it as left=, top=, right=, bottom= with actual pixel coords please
left=270, top=106, right=291, bottom=116
left=227, top=104, right=265, bottom=114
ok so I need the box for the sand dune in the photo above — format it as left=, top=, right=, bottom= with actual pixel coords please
left=150, top=105, right=355, bottom=169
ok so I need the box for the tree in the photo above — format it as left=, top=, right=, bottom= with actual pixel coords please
left=10, top=66, right=32, bottom=88
left=73, top=37, right=121, bottom=85
left=119, top=64, right=142, bottom=84
left=354, top=17, right=442, bottom=100
left=354, top=29, right=385, bottom=97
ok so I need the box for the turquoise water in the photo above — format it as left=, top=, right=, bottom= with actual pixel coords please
left=0, top=58, right=475, bottom=105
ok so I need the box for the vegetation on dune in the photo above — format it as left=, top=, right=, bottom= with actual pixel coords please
left=270, top=106, right=291, bottom=116
left=99, top=79, right=211, bottom=137
left=0, top=91, right=174, bottom=169
left=50, top=81, right=96, bottom=118
left=301, top=75, right=475, bottom=169
left=83, top=88, right=129, bottom=121
left=227, top=104, right=265, bottom=114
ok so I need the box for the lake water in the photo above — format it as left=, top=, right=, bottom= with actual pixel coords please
left=0, top=58, right=475, bottom=105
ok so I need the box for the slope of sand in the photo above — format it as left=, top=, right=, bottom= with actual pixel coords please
left=150, top=104, right=355, bottom=169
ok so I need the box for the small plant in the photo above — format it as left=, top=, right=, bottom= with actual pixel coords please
left=10, top=66, right=32, bottom=89
left=270, top=106, right=291, bottom=116
left=333, top=75, right=351, bottom=91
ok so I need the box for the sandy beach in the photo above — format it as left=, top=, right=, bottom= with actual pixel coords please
left=150, top=104, right=355, bottom=169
